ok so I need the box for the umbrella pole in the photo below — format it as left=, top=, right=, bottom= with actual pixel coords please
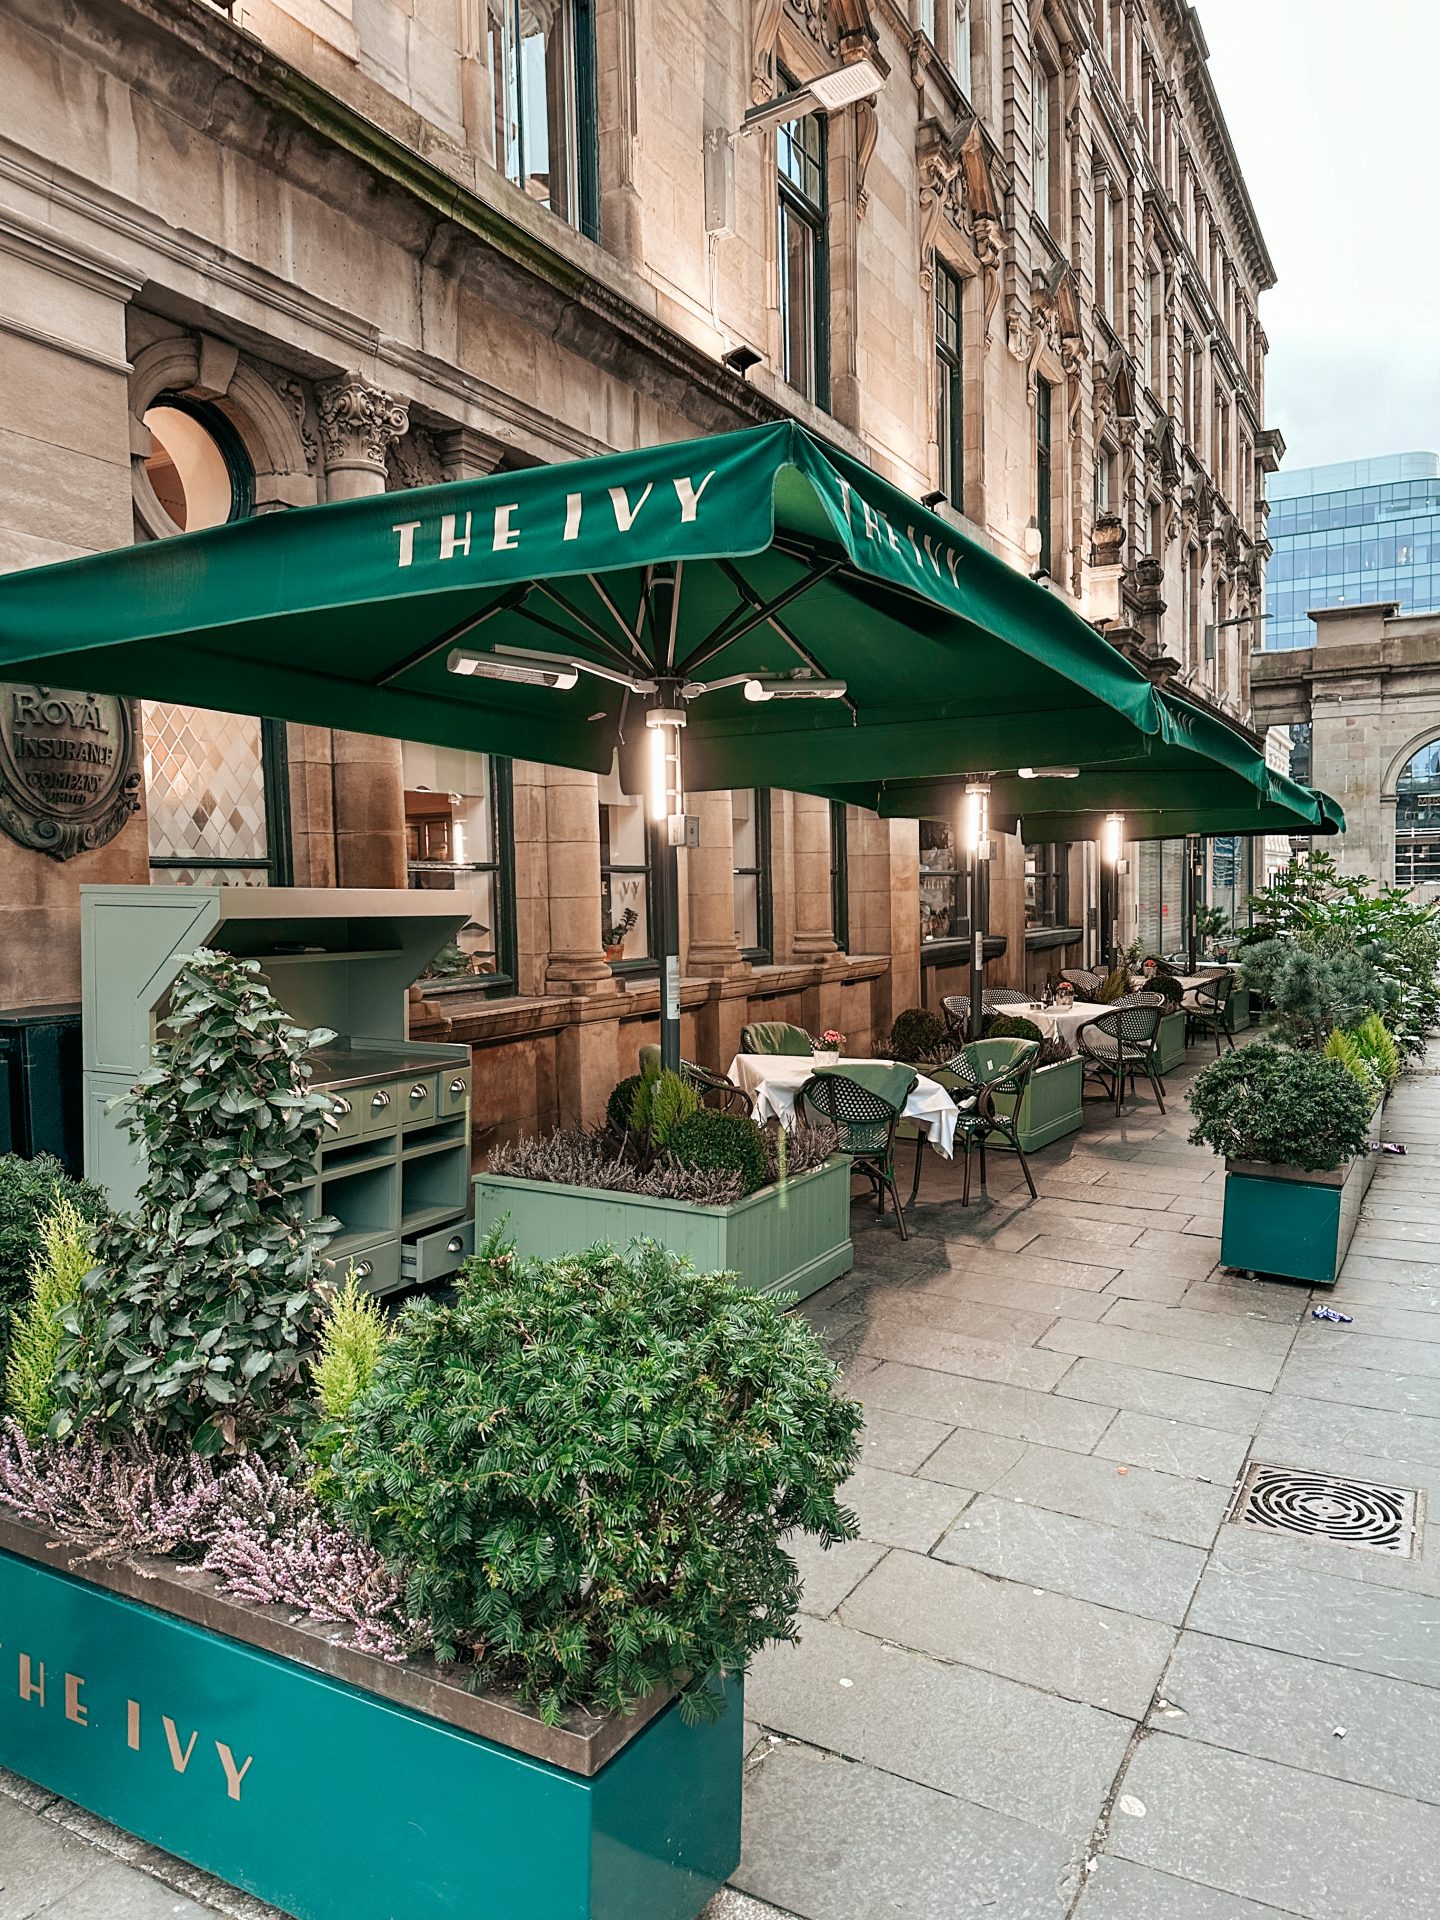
left=653, top=821, right=682, bottom=1073
left=962, top=780, right=990, bottom=1043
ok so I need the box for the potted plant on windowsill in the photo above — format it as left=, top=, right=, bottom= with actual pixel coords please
left=0, top=955, right=862, bottom=1920
left=1188, top=1041, right=1379, bottom=1286
left=602, top=906, right=638, bottom=964
left=473, top=1063, right=853, bottom=1304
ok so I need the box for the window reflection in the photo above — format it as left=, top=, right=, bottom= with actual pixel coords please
left=1396, top=740, right=1440, bottom=887
left=489, top=0, right=596, bottom=235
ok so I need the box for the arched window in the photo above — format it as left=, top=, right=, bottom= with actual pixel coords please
left=141, top=394, right=253, bottom=533
left=1395, top=740, right=1440, bottom=886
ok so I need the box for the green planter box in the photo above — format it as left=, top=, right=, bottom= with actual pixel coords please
left=1224, top=986, right=1253, bottom=1032
left=1220, top=1094, right=1383, bottom=1287
left=986, top=1056, right=1085, bottom=1152
left=1155, top=1009, right=1188, bottom=1074
left=0, top=1514, right=740, bottom=1920
left=474, top=1157, right=853, bottom=1304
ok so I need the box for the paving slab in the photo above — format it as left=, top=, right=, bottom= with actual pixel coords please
left=1175, top=1280, right=1310, bottom=1325
left=910, top=1265, right=1113, bottom=1322
left=852, top=1314, right=1071, bottom=1389
left=909, top=1425, right=1031, bottom=1490
left=1106, top=1730, right=1440, bottom=1920
left=1076, top=1855, right=1298, bottom=1920
left=841, top=1548, right=1175, bottom=1716
left=853, top=1404, right=952, bottom=1474
left=987, top=1442, right=1232, bottom=1546
left=853, top=1289, right=1057, bottom=1345
left=1256, top=1389, right=1440, bottom=1467
left=1290, top=1325, right=1440, bottom=1379
left=839, top=1463, right=973, bottom=1551
left=1275, top=1353, right=1440, bottom=1418
left=934, top=1495, right=1206, bottom=1623
left=1097, top=1266, right=1196, bottom=1305
left=0, top=1795, right=104, bottom=1920
left=1092, top=1410, right=1251, bottom=1484
left=1099, top=1299, right=1296, bottom=1357
left=785, top=1531, right=890, bottom=1619
left=1055, top=1357, right=1271, bottom=1434
left=734, top=1743, right=1080, bottom=1920
left=853, top=1361, right=1116, bottom=1451
left=1187, top=1554, right=1440, bottom=1689
left=1154, top=1630, right=1440, bottom=1805
left=745, top=1617, right=1132, bottom=1842
left=1040, top=1320, right=1283, bottom=1392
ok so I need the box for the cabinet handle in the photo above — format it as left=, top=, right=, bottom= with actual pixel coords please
left=409, top=1083, right=429, bottom=1103
left=353, top=1260, right=373, bottom=1280
left=446, top=1235, right=465, bottom=1254
left=334, top=1097, right=352, bottom=1116
left=370, top=1090, right=390, bottom=1111
left=449, top=1078, right=468, bottom=1097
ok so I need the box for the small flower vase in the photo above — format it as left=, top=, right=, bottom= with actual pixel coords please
left=813, top=1049, right=840, bottom=1067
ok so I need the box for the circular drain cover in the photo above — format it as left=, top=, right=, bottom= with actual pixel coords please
left=1229, top=1464, right=1420, bottom=1555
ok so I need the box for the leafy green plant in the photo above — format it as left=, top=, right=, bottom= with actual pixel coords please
left=1351, top=1011, right=1402, bottom=1093
left=4, top=1198, right=97, bottom=1442
left=1145, top=971, right=1186, bottom=1008
left=629, top=1068, right=700, bottom=1147
left=0, top=1155, right=108, bottom=1408
left=886, top=1007, right=949, bottom=1065
left=667, top=1110, right=768, bottom=1196
left=53, top=948, right=340, bottom=1456
left=606, top=1075, right=644, bottom=1137
left=331, top=1233, right=862, bottom=1724
left=1188, top=1043, right=1373, bottom=1172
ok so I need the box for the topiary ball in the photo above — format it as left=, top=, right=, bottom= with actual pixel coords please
left=667, top=1109, right=768, bottom=1196
left=982, top=1013, right=1043, bottom=1043
left=605, top=1075, right=644, bottom=1137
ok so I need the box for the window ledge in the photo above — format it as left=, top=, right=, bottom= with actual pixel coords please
left=920, top=934, right=1008, bottom=966
left=1024, top=926, right=1082, bottom=952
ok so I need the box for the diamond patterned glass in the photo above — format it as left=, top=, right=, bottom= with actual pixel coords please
left=142, top=701, right=268, bottom=878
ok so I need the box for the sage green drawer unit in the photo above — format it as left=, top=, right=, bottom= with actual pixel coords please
left=401, top=1072, right=440, bottom=1130
left=439, top=1066, right=472, bottom=1118
left=360, top=1081, right=401, bottom=1138
left=322, top=1236, right=401, bottom=1295
left=325, top=1089, right=364, bottom=1144
left=401, top=1217, right=474, bottom=1286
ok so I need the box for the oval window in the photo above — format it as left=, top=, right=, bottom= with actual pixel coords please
left=142, top=396, right=253, bottom=532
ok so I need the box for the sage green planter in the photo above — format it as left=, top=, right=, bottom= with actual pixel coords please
left=984, top=1057, right=1085, bottom=1152
left=1224, top=986, right=1253, bottom=1032
left=0, top=1514, right=741, bottom=1920
left=1219, top=1095, right=1383, bottom=1286
left=474, top=1156, right=853, bottom=1302
left=1155, top=1009, right=1188, bottom=1074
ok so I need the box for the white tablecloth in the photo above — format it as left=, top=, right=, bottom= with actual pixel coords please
left=1004, top=1000, right=1111, bottom=1048
left=726, top=1054, right=961, bottom=1159
left=1168, top=970, right=1227, bottom=996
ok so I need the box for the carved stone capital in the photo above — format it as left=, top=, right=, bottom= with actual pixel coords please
left=315, top=372, right=410, bottom=481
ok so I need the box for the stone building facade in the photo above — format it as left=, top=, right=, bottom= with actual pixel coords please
left=1252, top=604, right=1440, bottom=899
left=0, top=0, right=1275, bottom=1137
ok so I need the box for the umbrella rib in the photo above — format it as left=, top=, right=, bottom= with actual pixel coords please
left=372, top=588, right=529, bottom=687
left=707, top=560, right=857, bottom=719
left=676, top=559, right=843, bottom=678
left=531, top=580, right=648, bottom=673
left=582, top=574, right=658, bottom=672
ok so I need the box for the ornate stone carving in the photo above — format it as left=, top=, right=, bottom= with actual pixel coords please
left=314, top=372, right=410, bottom=480
left=386, top=427, right=443, bottom=493
left=752, top=0, right=879, bottom=105
left=917, top=130, right=963, bottom=291
left=1006, top=300, right=1034, bottom=364
left=854, top=96, right=879, bottom=217
left=274, top=375, right=318, bottom=472
left=971, top=213, right=1004, bottom=342
left=0, top=686, right=142, bottom=862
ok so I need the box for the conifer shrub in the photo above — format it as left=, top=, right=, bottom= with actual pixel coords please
left=1188, top=1043, right=1372, bottom=1172
left=331, top=1233, right=863, bottom=1724
left=0, top=1155, right=108, bottom=1406
left=627, top=1066, right=700, bottom=1145
left=667, top=1110, right=768, bottom=1196
left=53, top=949, right=339, bottom=1455
left=4, top=1198, right=96, bottom=1442
left=1350, top=1011, right=1402, bottom=1093
left=606, top=1075, right=644, bottom=1137
left=312, top=1268, right=391, bottom=1425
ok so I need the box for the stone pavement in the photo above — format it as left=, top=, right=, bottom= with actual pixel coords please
left=4, top=1047, right=1439, bottom=1920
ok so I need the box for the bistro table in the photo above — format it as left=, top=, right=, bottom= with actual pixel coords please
left=726, top=1053, right=962, bottom=1159
left=1167, top=969, right=1228, bottom=997
left=1006, top=1000, right=1112, bottom=1049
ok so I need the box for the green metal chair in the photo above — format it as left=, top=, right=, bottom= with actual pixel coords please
left=1185, top=972, right=1236, bottom=1056
left=913, top=1038, right=1041, bottom=1208
left=1077, top=1004, right=1167, bottom=1116
left=740, top=1021, right=813, bottom=1056
left=638, top=1043, right=752, bottom=1112
left=800, top=1069, right=917, bottom=1238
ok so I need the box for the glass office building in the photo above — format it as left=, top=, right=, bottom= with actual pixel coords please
left=1264, top=452, right=1440, bottom=652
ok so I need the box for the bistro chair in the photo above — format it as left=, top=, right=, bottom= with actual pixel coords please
left=912, top=1038, right=1041, bottom=1209
left=740, top=1020, right=814, bottom=1057
left=637, top=1044, right=753, bottom=1113
left=941, top=994, right=972, bottom=1044
left=983, top=988, right=1033, bottom=1011
left=800, top=1069, right=917, bottom=1239
left=1076, top=1004, right=1167, bottom=1117
left=1186, top=971, right=1236, bottom=1055
left=1061, top=967, right=1105, bottom=999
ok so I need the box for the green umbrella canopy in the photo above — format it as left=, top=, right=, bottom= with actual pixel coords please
left=821, top=690, right=1344, bottom=841
left=0, top=421, right=1165, bottom=788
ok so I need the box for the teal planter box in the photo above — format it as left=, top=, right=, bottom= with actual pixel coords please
left=1224, top=986, right=1252, bottom=1032
left=1155, top=1009, right=1188, bottom=1074
left=0, top=1515, right=740, bottom=1920
left=1220, top=1145, right=1378, bottom=1287
left=986, top=1057, right=1085, bottom=1152
left=474, top=1157, right=853, bottom=1304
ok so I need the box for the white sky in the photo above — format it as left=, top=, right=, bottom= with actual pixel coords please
left=1197, top=1, right=1440, bottom=470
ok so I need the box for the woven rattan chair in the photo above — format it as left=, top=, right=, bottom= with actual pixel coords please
left=1061, top=967, right=1105, bottom=999
left=637, top=1045, right=753, bottom=1113
left=911, top=1038, right=1041, bottom=1208
left=1077, top=1004, right=1167, bottom=1116
left=801, top=1069, right=917, bottom=1238
left=1185, top=971, right=1236, bottom=1056
left=740, top=1021, right=813, bottom=1057
left=941, top=994, right=972, bottom=1044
